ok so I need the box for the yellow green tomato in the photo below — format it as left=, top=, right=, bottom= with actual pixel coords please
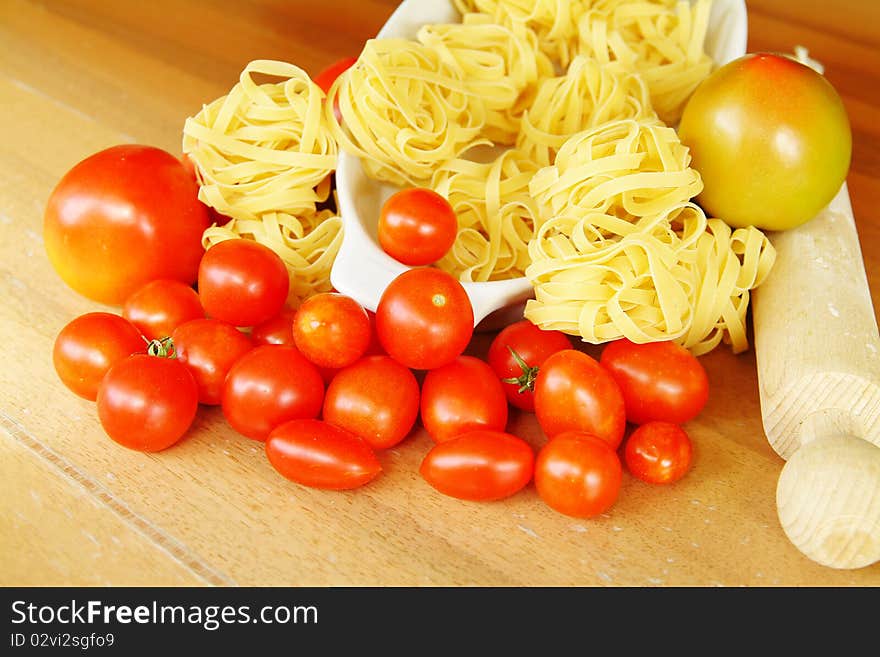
left=678, top=52, right=851, bottom=231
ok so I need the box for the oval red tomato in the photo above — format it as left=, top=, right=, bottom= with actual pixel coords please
left=599, top=338, right=709, bottom=425
left=292, top=293, right=371, bottom=369
left=323, top=355, right=420, bottom=450
left=44, top=145, right=210, bottom=304
left=266, top=418, right=381, bottom=490
left=221, top=345, right=324, bottom=440
left=420, top=355, right=508, bottom=443
left=171, top=318, right=254, bottom=405
left=419, top=429, right=534, bottom=502
left=487, top=319, right=572, bottom=411
left=378, top=188, right=458, bottom=266
left=53, top=312, right=146, bottom=401
left=534, top=349, right=626, bottom=449
left=122, top=278, right=204, bottom=341
left=534, top=431, right=622, bottom=518
left=624, top=421, right=693, bottom=485
left=375, top=267, right=474, bottom=370
left=96, top=353, right=199, bottom=452
left=198, top=239, right=289, bottom=327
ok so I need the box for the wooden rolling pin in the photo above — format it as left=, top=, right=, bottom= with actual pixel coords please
left=752, top=182, right=880, bottom=569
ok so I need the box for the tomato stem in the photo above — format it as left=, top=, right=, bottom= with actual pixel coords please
left=145, top=336, right=177, bottom=359
left=500, top=346, right=539, bottom=393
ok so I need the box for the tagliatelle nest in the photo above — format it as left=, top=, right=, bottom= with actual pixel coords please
left=516, top=55, right=657, bottom=168
left=525, top=119, right=776, bottom=355
left=325, top=38, right=489, bottom=186
left=182, top=59, right=342, bottom=306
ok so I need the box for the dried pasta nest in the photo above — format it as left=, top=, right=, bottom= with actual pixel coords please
left=454, top=0, right=588, bottom=68
left=529, top=118, right=701, bottom=220
left=525, top=118, right=776, bottom=355
left=516, top=55, right=656, bottom=167
left=182, top=59, right=337, bottom=221
left=578, top=0, right=715, bottom=125
left=417, top=13, right=554, bottom=145
left=325, top=38, right=488, bottom=186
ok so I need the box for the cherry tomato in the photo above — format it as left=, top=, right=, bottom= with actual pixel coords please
left=599, top=338, right=709, bottom=425
left=53, top=312, right=145, bottom=401
left=624, top=421, right=693, bottom=485
left=378, top=188, right=458, bottom=266
left=534, top=431, right=622, bottom=518
left=44, top=145, right=210, bottom=304
left=266, top=418, right=381, bottom=490
left=419, top=429, right=534, bottom=502
left=249, top=307, right=340, bottom=383
left=420, top=356, right=508, bottom=443
left=292, top=293, right=371, bottom=369
left=487, top=320, right=572, bottom=411
left=198, top=239, right=289, bottom=327
left=221, top=345, right=324, bottom=441
left=96, top=351, right=199, bottom=452
left=171, top=318, right=254, bottom=405
left=323, top=355, right=420, bottom=450
left=250, top=307, right=298, bottom=346
left=363, top=311, right=385, bottom=357
left=534, top=349, right=626, bottom=449
left=376, top=267, right=474, bottom=370
left=678, top=52, right=851, bottom=231
left=313, top=57, right=357, bottom=94
left=314, top=56, right=357, bottom=124
left=122, top=279, right=204, bottom=341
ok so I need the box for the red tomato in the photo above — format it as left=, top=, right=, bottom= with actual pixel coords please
left=534, top=431, right=622, bottom=518
left=487, top=320, right=572, bottom=411
left=323, top=355, right=420, bottom=450
left=624, top=421, right=693, bottom=485
left=534, top=349, right=626, bottom=449
left=419, top=429, right=534, bottom=502
left=198, top=239, right=289, bottom=327
left=53, top=312, right=146, bottom=401
left=313, top=56, right=357, bottom=95
left=96, top=353, right=199, bottom=452
left=122, top=279, right=204, bottom=341
left=292, top=293, right=371, bottom=369
left=420, top=356, right=508, bottom=443
left=221, top=345, right=324, bottom=440
left=363, top=311, right=385, bottom=357
left=599, top=339, right=709, bottom=425
left=378, top=188, right=458, bottom=266
left=171, top=318, right=254, bottom=405
left=314, top=56, right=357, bottom=124
left=44, top=145, right=210, bottom=305
left=250, top=307, right=345, bottom=383
left=375, top=267, right=474, bottom=370
left=250, top=307, right=298, bottom=346
left=266, top=418, right=381, bottom=490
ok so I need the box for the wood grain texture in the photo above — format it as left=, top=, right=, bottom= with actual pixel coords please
left=1, top=0, right=879, bottom=586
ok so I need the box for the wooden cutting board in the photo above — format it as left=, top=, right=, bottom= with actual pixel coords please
left=2, top=0, right=880, bottom=586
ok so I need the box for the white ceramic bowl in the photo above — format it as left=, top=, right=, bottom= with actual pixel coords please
left=331, top=0, right=748, bottom=328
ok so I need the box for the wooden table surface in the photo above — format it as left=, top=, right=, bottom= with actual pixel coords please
left=2, top=0, right=879, bottom=587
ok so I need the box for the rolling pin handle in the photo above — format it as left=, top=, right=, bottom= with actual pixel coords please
left=776, top=435, right=880, bottom=569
